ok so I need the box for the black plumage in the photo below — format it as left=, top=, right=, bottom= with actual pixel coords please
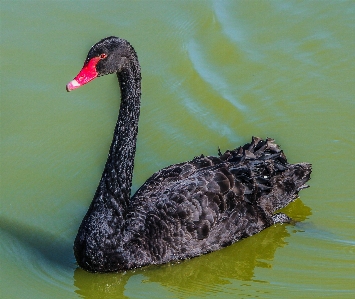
left=67, top=36, right=311, bottom=273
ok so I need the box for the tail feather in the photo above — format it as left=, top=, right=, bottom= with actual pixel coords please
left=258, top=161, right=312, bottom=215
left=220, top=137, right=312, bottom=215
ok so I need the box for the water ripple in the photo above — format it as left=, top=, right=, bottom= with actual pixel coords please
left=187, top=38, right=248, bottom=112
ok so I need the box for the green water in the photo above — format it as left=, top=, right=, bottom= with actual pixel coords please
left=1, top=1, right=354, bottom=298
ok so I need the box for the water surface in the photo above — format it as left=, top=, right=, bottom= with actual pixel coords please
left=1, top=1, right=354, bottom=298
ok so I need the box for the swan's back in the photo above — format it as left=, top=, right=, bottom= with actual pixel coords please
left=120, top=137, right=311, bottom=269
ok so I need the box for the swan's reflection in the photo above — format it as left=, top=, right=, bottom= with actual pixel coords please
left=0, top=217, right=74, bottom=270
left=74, top=199, right=311, bottom=298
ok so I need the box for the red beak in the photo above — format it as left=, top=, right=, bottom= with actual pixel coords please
left=66, top=56, right=101, bottom=92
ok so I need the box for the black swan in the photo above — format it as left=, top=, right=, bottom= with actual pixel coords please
left=66, top=36, right=311, bottom=273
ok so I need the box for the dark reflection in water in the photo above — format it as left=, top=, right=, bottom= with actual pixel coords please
left=0, top=217, right=74, bottom=270
left=74, top=199, right=311, bottom=298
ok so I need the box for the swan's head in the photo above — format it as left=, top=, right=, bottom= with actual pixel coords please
left=66, top=36, right=134, bottom=92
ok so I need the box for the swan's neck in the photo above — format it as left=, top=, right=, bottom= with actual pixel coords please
left=74, top=52, right=141, bottom=269
left=96, top=55, right=141, bottom=215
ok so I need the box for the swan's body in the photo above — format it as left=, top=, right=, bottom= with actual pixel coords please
left=67, top=36, right=311, bottom=273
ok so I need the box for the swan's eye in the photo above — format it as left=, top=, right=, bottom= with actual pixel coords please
left=100, top=53, right=107, bottom=59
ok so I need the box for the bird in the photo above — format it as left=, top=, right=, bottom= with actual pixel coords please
left=66, top=36, right=311, bottom=273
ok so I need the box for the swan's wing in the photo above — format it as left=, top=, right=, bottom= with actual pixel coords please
left=125, top=137, right=311, bottom=264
